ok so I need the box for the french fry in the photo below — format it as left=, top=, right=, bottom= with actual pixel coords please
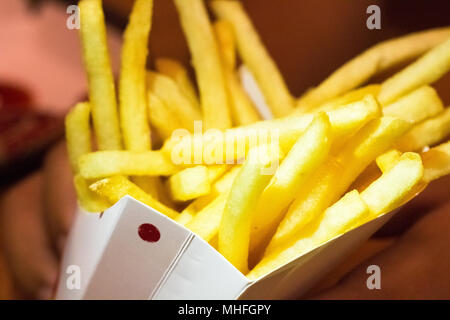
left=378, top=37, right=450, bottom=105
left=421, top=141, right=450, bottom=183
left=174, top=0, right=232, bottom=129
left=219, top=145, right=282, bottom=273
left=361, top=152, right=423, bottom=217
left=68, top=0, right=450, bottom=280
left=119, top=0, right=161, bottom=201
left=185, top=192, right=229, bottom=242
left=90, top=176, right=178, bottom=219
left=383, top=85, right=444, bottom=123
left=79, top=0, right=121, bottom=150
left=79, top=150, right=178, bottom=179
left=176, top=165, right=239, bottom=225
left=224, top=69, right=262, bottom=126
left=211, top=0, right=294, bottom=117
left=249, top=113, right=332, bottom=257
left=296, top=27, right=450, bottom=110
left=155, top=57, right=200, bottom=109
left=147, top=91, right=182, bottom=139
left=266, top=117, right=411, bottom=253
left=65, top=102, right=92, bottom=173
left=213, top=20, right=236, bottom=69
left=168, top=166, right=211, bottom=202
left=396, top=108, right=450, bottom=151
left=248, top=190, right=370, bottom=280
left=119, top=0, right=153, bottom=151
left=214, top=20, right=261, bottom=126
left=66, top=102, right=110, bottom=212
left=211, top=165, right=241, bottom=193
left=349, top=162, right=382, bottom=193
left=306, top=84, right=381, bottom=113
left=74, top=174, right=111, bottom=213
left=326, top=95, right=381, bottom=153
left=147, top=71, right=201, bottom=132
left=132, top=176, right=161, bottom=202
left=207, top=164, right=230, bottom=183
left=176, top=194, right=216, bottom=225
left=250, top=153, right=423, bottom=279
left=164, top=96, right=380, bottom=164
left=376, top=149, right=402, bottom=173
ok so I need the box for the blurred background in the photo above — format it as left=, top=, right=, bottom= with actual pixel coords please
left=0, top=0, right=449, bottom=299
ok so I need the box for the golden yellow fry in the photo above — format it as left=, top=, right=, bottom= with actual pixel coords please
left=219, top=145, right=281, bottom=273
left=207, top=164, right=229, bottom=183
left=119, top=0, right=161, bottom=202
left=155, top=57, right=200, bottom=109
left=214, top=19, right=260, bottom=126
left=349, top=162, right=382, bottom=193
left=147, top=91, right=182, bottom=139
left=168, top=166, right=211, bottom=202
left=65, top=101, right=112, bottom=211
left=213, top=20, right=236, bottom=69
left=132, top=176, right=160, bottom=201
left=211, top=165, right=241, bottom=193
left=421, top=140, right=450, bottom=183
left=249, top=113, right=332, bottom=256
left=383, top=86, right=444, bottom=124
left=296, top=27, right=450, bottom=110
left=119, top=0, right=153, bottom=151
left=267, top=117, right=411, bottom=253
left=308, top=84, right=381, bottom=113
left=90, top=176, right=179, bottom=219
left=376, top=149, right=402, bottom=173
left=211, top=0, right=294, bottom=117
left=79, top=0, right=121, bottom=150
left=378, top=37, right=450, bottom=105
left=147, top=71, right=201, bottom=132
left=186, top=192, right=229, bottom=242
left=224, top=70, right=261, bottom=126
left=396, top=108, right=450, bottom=151
left=326, top=95, right=382, bottom=153
left=248, top=190, right=369, bottom=280
left=176, top=166, right=239, bottom=225
left=361, top=152, right=423, bottom=217
left=174, top=0, right=232, bottom=129
left=79, top=150, right=178, bottom=179
left=74, top=174, right=111, bottom=213
left=65, top=102, right=92, bottom=173
left=176, top=194, right=216, bottom=225
left=164, top=96, right=379, bottom=164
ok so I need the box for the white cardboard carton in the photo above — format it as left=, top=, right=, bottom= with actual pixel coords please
left=56, top=195, right=399, bottom=300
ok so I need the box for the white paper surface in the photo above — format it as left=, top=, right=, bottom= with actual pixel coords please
left=56, top=196, right=400, bottom=300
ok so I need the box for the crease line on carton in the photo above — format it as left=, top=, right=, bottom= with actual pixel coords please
left=148, top=233, right=195, bottom=299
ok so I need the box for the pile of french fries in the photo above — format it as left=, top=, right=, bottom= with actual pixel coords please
left=66, top=0, right=450, bottom=280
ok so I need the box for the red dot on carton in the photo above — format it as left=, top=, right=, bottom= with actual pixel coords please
left=138, top=223, right=161, bottom=243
